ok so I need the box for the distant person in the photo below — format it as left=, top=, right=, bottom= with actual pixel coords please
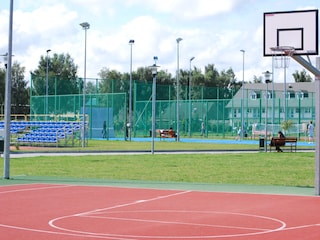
left=236, top=127, right=241, bottom=141
left=102, top=121, right=106, bottom=138
left=201, top=121, right=205, bottom=136
left=308, top=121, right=314, bottom=143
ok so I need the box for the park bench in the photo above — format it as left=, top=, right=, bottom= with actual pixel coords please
left=269, top=137, right=297, bottom=152
left=157, top=129, right=177, bottom=141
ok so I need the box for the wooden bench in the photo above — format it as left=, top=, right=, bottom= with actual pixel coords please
left=269, top=137, right=297, bottom=152
left=157, top=129, right=177, bottom=140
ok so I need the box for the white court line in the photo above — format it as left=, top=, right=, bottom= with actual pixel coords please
left=0, top=223, right=134, bottom=240
left=76, top=190, right=191, bottom=216
left=48, top=190, right=288, bottom=239
left=82, top=214, right=271, bottom=232
left=0, top=184, right=73, bottom=194
left=48, top=190, right=191, bottom=238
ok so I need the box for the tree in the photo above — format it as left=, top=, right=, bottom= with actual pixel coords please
left=31, top=53, right=79, bottom=96
left=252, top=75, right=262, bottom=83
left=11, top=62, right=29, bottom=114
left=292, top=69, right=312, bottom=82
left=0, top=68, right=5, bottom=109
left=0, top=63, right=28, bottom=114
left=31, top=53, right=79, bottom=115
left=98, top=68, right=123, bottom=93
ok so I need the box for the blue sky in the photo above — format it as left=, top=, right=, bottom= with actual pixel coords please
left=0, top=0, right=319, bottom=84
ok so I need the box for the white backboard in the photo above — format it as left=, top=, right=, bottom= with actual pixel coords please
left=264, top=9, right=318, bottom=56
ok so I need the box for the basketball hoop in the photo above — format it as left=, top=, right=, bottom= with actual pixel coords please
left=270, top=46, right=295, bottom=68
left=270, top=46, right=295, bottom=56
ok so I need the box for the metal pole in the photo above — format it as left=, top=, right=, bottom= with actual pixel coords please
left=176, top=38, right=182, bottom=141
left=272, top=57, right=275, bottom=136
left=129, top=40, right=134, bottom=141
left=188, top=57, right=195, bottom=137
left=46, top=49, right=51, bottom=120
left=150, top=59, right=158, bottom=154
left=265, top=82, right=269, bottom=152
left=315, top=57, right=320, bottom=195
left=80, top=22, right=90, bottom=148
left=240, top=50, right=245, bottom=140
left=4, top=0, right=13, bottom=179
left=151, top=72, right=156, bottom=154
left=284, top=65, right=287, bottom=122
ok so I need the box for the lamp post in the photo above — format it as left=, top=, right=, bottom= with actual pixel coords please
left=150, top=56, right=159, bottom=154
left=264, top=71, right=272, bottom=152
left=46, top=49, right=51, bottom=121
left=3, top=0, right=13, bottom=180
left=128, top=39, right=134, bottom=141
left=240, top=49, right=245, bottom=139
left=176, top=37, right=183, bottom=141
left=80, top=22, right=90, bottom=148
left=188, top=56, right=195, bottom=137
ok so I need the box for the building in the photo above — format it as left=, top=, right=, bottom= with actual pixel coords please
left=226, top=82, right=315, bottom=136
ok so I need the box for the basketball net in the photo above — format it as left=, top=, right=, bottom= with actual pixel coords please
left=270, top=46, right=295, bottom=69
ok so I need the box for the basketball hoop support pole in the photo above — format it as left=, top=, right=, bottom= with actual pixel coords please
left=291, top=55, right=320, bottom=77
left=315, top=57, right=320, bottom=196
left=289, top=54, right=320, bottom=195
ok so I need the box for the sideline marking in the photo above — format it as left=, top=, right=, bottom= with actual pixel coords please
left=0, top=223, right=133, bottom=239
left=0, top=184, right=73, bottom=194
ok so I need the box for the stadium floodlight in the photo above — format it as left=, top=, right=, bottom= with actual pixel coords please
left=150, top=57, right=159, bottom=154
left=263, top=70, right=272, bottom=152
left=240, top=49, right=245, bottom=140
left=80, top=22, right=90, bottom=148
left=176, top=37, right=183, bottom=141
left=188, top=56, right=195, bottom=137
left=46, top=49, right=51, bottom=120
left=128, top=39, right=135, bottom=141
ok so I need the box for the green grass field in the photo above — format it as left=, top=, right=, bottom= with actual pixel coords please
left=2, top=140, right=315, bottom=188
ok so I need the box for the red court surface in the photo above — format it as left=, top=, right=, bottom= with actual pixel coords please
left=0, top=183, right=320, bottom=239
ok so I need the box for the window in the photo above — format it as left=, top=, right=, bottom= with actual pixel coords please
left=288, top=91, right=295, bottom=99
left=266, top=91, right=272, bottom=99
left=251, top=91, right=260, bottom=100
left=297, top=91, right=308, bottom=99
left=252, top=108, right=260, bottom=118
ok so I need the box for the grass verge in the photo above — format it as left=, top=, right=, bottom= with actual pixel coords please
left=2, top=151, right=314, bottom=188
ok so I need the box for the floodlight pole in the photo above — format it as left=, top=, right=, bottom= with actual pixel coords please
left=80, top=22, right=90, bottom=148
left=3, top=0, right=13, bottom=179
left=263, top=71, right=272, bottom=152
left=46, top=49, right=51, bottom=121
left=188, top=57, right=195, bottom=137
left=176, top=38, right=182, bottom=141
left=150, top=57, right=158, bottom=154
left=240, top=50, right=245, bottom=140
left=128, top=39, right=134, bottom=141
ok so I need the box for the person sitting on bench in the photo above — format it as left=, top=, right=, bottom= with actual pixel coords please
left=168, top=127, right=177, bottom=138
left=270, top=131, right=285, bottom=152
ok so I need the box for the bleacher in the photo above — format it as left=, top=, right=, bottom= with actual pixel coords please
left=0, top=121, right=84, bottom=147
